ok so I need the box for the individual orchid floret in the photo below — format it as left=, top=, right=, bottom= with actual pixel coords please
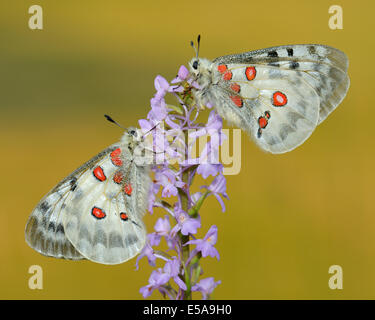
left=148, top=215, right=171, bottom=246
left=146, top=182, right=160, bottom=214
left=155, top=167, right=185, bottom=198
left=187, top=225, right=220, bottom=260
left=171, top=65, right=189, bottom=84
left=135, top=242, right=157, bottom=270
left=163, top=257, right=187, bottom=290
left=139, top=268, right=171, bottom=298
left=201, top=173, right=229, bottom=212
left=154, top=75, right=170, bottom=100
left=171, top=206, right=201, bottom=236
left=191, top=277, right=221, bottom=300
left=196, top=163, right=223, bottom=179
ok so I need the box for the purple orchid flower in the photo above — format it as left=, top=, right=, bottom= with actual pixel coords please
left=137, top=66, right=226, bottom=300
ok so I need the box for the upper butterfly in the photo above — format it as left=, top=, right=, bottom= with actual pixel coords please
left=188, top=40, right=350, bottom=154
left=25, top=126, right=151, bottom=264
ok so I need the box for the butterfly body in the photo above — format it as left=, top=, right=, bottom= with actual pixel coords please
left=189, top=44, right=350, bottom=153
left=25, top=128, right=150, bottom=264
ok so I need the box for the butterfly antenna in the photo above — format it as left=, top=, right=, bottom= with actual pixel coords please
left=196, top=34, right=201, bottom=58
left=104, top=114, right=126, bottom=130
left=142, top=122, right=160, bottom=138
left=190, top=40, right=198, bottom=58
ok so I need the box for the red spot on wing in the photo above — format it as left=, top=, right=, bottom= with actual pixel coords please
left=113, top=171, right=124, bottom=184
left=93, top=166, right=106, bottom=182
left=124, top=183, right=132, bottom=196
left=92, top=207, right=106, bottom=219
left=223, top=71, right=232, bottom=81
left=230, top=95, right=243, bottom=108
left=230, top=83, right=241, bottom=93
left=245, top=66, right=256, bottom=81
left=111, top=148, right=121, bottom=157
left=265, top=111, right=271, bottom=119
left=272, top=91, right=288, bottom=106
left=217, top=64, right=227, bottom=73
left=258, top=116, right=268, bottom=129
left=110, top=148, right=123, bottom=166
left=120, top=212, right=129, bottom=221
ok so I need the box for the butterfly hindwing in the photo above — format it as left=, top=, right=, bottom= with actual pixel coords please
left=212, top=62, right=320, bottom=153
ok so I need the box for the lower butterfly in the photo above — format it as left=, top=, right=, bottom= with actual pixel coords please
left=189, top=38, right=350, bottom=153
left=25, top=127, right=151, bottom=264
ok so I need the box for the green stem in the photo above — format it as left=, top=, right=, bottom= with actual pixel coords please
left=188, top=190, right=210, bottom=218
left=178, top=127, right=193, bottom=300
left=178, top=162, right=191, bottom=299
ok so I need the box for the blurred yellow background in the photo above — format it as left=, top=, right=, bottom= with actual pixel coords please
left=1, top=0, right=374, bottom=299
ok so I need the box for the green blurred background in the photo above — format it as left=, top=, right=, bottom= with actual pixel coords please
left=1, top=0, right=374, bottom=299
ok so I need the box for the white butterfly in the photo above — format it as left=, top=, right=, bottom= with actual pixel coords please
left=25, top=127, right=151, bottom=264
left=189, top=40, right=350, bottom=153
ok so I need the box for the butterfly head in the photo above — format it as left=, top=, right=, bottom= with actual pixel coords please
left=188, top=57, right=212, bottom=86
left=121, top=127, right=143, bottom=150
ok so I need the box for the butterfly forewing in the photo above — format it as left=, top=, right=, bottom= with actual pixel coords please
left=215, top=63, right=320, bottom=153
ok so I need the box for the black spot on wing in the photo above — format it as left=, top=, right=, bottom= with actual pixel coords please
left=289, top=61, right=299, bottom=69
left=56, top=224, right=65, bottom=235
left=308, top=46, right=316, bottom=55
left=70, top=177, right=78, bottom=191
left=48, top=222, right=56, bottom=232
left=287, top=48, right=294, bottom=56
left=267, top=50, right=278, bottom=57
left=39, top=201, right=50, bottom=213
